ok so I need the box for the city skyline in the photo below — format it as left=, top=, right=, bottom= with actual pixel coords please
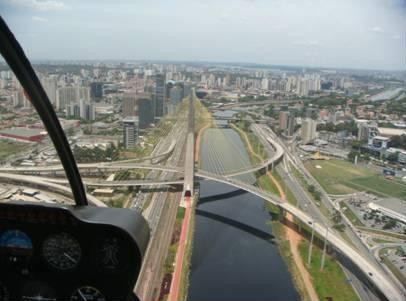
left=1, top=0, right=406, bottom=71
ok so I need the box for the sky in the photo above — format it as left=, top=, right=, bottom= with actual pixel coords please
left=1, top=0, right=406, bottom=70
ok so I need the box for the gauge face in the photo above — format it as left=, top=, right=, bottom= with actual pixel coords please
left=42, top=233, right=81, bottom=270
left=0, top=230, right=33, bottom=262
left=0, top=282, right=9, bottom=301
left=21, top=281, right=56, bottom=301
left=70, top=286, right=106, bottom=301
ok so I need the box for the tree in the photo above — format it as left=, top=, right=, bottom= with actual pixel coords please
left=347, top=150, right=359, bottom=162
left=383, top=219, right=397, bottom=230
left=264, top=105, right=274, bottom=117
left=308, top=185, right=315, bottom=193
left=351, top=140, right=362, bottom=150
left=66, top=128, right=75, bottom=137
left=331, top=210, right=342, bottom=224
left=333, top=223, right=346, bottom=232
left=390, top=135, right=406, bottom=149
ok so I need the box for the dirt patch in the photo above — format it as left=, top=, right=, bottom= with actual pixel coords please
left=268, top=172, right=319, bottom=301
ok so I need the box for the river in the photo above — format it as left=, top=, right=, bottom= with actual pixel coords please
left=188, top=128, right=300, bottom=301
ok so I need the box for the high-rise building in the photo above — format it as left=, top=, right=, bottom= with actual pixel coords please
left=358, top=122, right=370, bottom=141
left=90, top=82, right=103, bottom=100
left=154, top=74, right=165, bottom=119
left=123, top=116, right=139, bottom=149
left=287, top=115, right=296, bottom=136
left=169, top=85, right=184, bottom=104
left=137, top=97, right=153, bottom=129
left=301, top=118, right=317, bottom=144
left=279, top=111, right=289, bottom=130
left=42, top=77, right=57, bottom=105
left=83, top=103, right=95, bottom=121
left=56, top=86, right=77, bottom=110
left=66, top=103, right=81, bottom=119
left=261, top=78, right=269, bottom=90
left=13, top=89, right=30, bottom=108
left=78, top=86, right=91, bottom=102
left=122, top=94, right=138, bottom=117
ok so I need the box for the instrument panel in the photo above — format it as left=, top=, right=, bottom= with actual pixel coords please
left=0, top=202, right=149, bottom=301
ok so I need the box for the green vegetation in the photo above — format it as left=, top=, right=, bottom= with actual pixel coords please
left=317, top=121, right=358, bottom=136
left=73, top=144, right=119, bottom=163
left=272, top=170, right=298, bottom=205
left=379, top=248, right=406, bottom=287
left=372, top=238, right=393, bottom=244
left=298, top=239, right=360, bottom=301
left=263, top=205, right=310, bottom=301
left=239, top=95, right=267, bottom=102
left=194, top=99, right=212, bottom=134
left=163, top=244, right=178, bottom=274
left=386, top=96, right=406, bottom=115
left=359, top=227, right=406, bottom=240
left=180, top=205, right=195, bottom=301
left=258, top=170, right=298, bottom=205
left=232, top=120, right=268, bottom=164
left=107, top=198, right=126, bottom=208
left=0, top=140, right=27, bottom=160
left=257, top=173, right=279, bottom=195
left=305, top=159, right=406, bottom=199
left=339, top=202, right=363, bottom=227
left=177, top=206, right=186, bottom=220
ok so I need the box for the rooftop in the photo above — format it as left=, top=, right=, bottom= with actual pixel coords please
left=0, top=127, right=44, bottom=137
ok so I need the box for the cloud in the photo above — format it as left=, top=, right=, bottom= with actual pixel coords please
left=8, top=0, right=67, bottom=11
left=392, top=34, right=401, bottom=40
left=371, top=26, right=384, bottom=33
left=32, top=16, right=47, bottom=22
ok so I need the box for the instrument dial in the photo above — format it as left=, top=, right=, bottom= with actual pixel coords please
left=70, top=286, right=106, bottom=301
left=42, top=233, right=81, bottom=270
left=0, top=229, right=33, bottom=264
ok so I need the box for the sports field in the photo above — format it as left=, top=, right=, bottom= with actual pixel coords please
left=305, top=159, right=406, bottom=199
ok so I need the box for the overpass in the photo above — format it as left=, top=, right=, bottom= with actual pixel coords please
left=194, top=170, right=404, bottom=301
left=0, top=155, right=402, bottom=300
left=0, top=172, right=106, bottom=207
left=1, top=109, right=403, bottom=300
left=1, top=165, right=404, bottom=300
left=0, top=162, right=183, bottom=174
left=224, top=127, right=284, bottom=177
left=218, top=99, right=298, bottom=109
left=43, top=177, right=184, bottom=187
left=115, top=139, right=176, bottom=164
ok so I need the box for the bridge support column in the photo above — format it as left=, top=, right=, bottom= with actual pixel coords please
left=320, top=227, right=329, bottom=271
left=307, top=221, right=315, bottom=266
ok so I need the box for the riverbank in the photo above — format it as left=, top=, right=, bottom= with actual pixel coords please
left=232, top=122, right=316, bottom=300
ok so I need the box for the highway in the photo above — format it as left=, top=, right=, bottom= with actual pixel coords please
left=0, top=172, right=106, bottom=207
left=217, top=99, right=298, bottom=109
left=44, top=177, right=184, bottom=187
left=193, top=168, right=404, bottom=301
left=1, top=102, right=403, bottom=300
left=135, top=101, right=189, bottom=301
left=253, top=124, right=404, bottom=300
left=0, top=162, right=183, bottom=174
